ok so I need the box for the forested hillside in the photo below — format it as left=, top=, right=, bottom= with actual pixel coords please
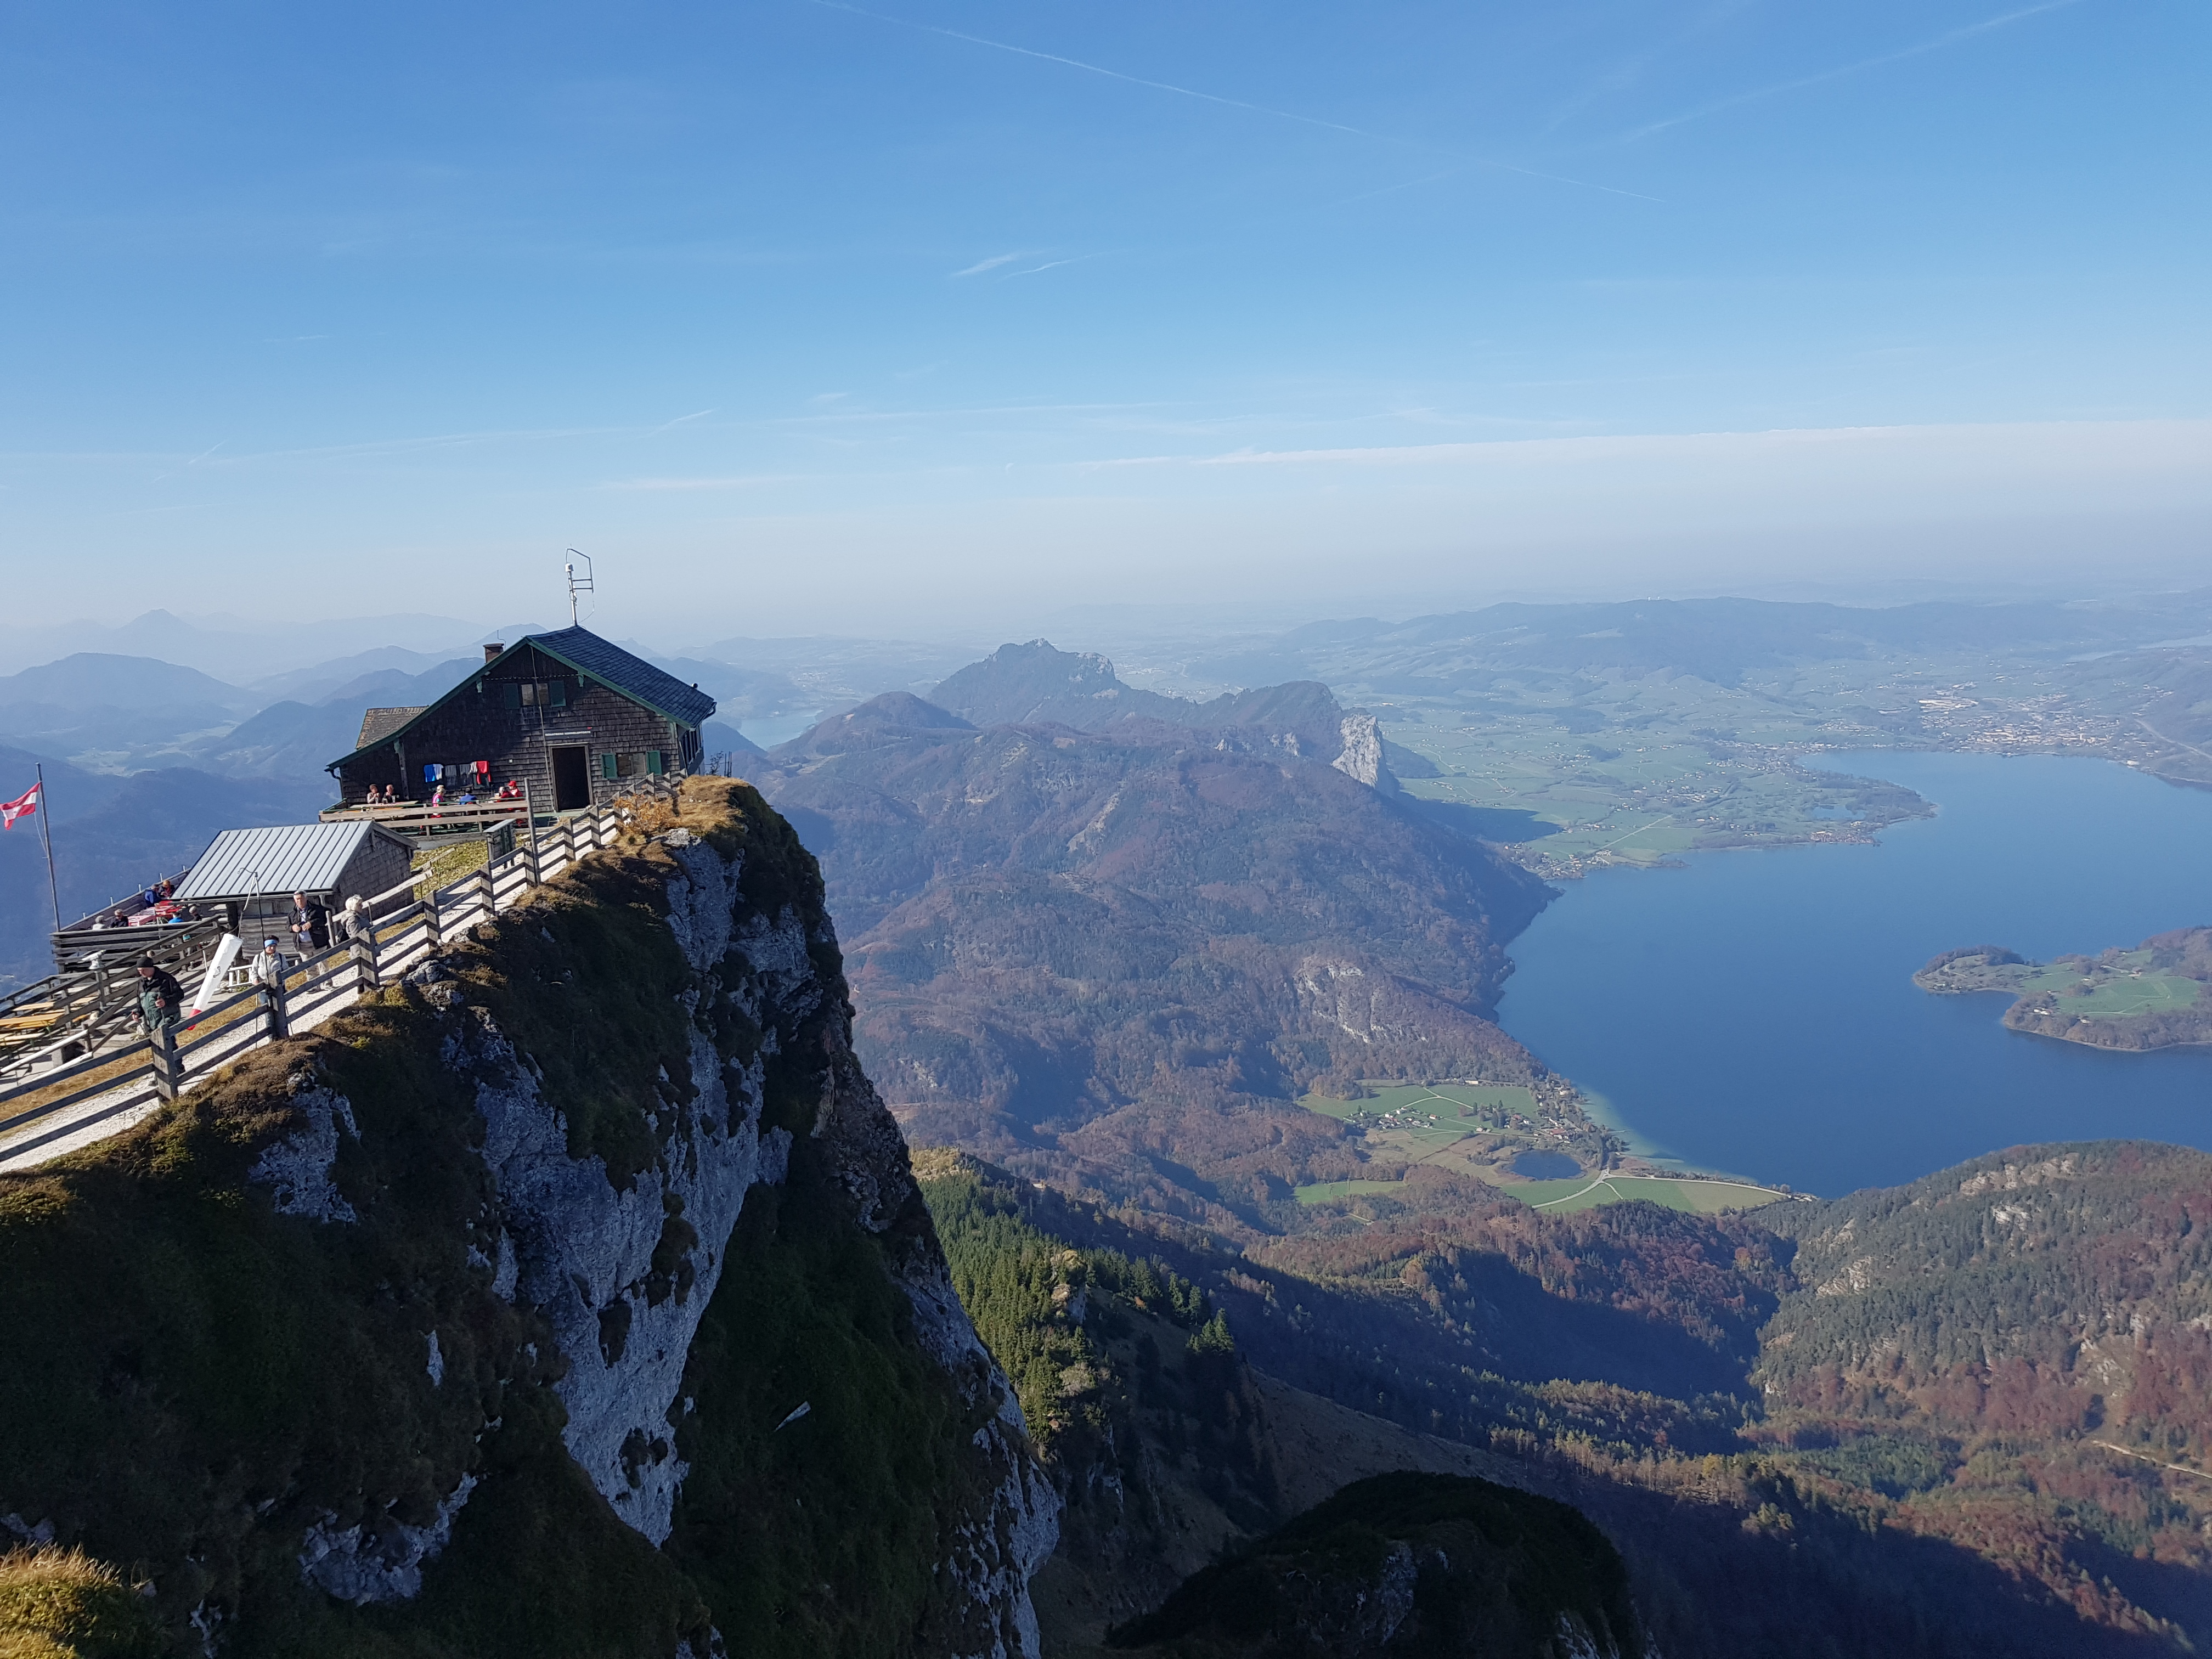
left=757, top=665, right=1550, bottom=1229
left=923, top=1146, right=2212, bottom=1656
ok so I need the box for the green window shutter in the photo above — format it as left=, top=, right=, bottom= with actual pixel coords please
left=502, top=683, right=522, bottom=709
left=646, top=750, right=663, bottom=775
left=601, top=753, right=616, bottom=780
left=549, top=678, right=568, bottom=707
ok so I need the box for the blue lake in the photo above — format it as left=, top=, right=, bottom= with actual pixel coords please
left=1495, top=752, right=2212, bottom=1197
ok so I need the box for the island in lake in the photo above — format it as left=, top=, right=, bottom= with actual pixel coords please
left=1915, top=928, right=2212, bottom=1049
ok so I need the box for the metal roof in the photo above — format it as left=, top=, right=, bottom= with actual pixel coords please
left=173, top=822, right=408, bottom=901
left=325, top=626, right=716, bottom=772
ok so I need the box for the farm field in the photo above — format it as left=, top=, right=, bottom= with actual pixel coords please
left=1918, top=941, right=2209, bottom=1028
left=1384, top=715, right=1927, bottom=878
left=1291, top=1170, right=1791, bottom=1215
left=1299, top=1081, right=1558, bottom=1177
left=1293, top=1179, right=1404, bottom=1205
left=1303, top=1081, right=1542, bottom=1129
left=1504, top=1172, right=1792, bottom=1215
left=1295, top=1080, right=1645, bottom=1200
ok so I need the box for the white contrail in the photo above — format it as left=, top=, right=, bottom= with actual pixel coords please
left=1622, top=0, right=2087, bottom=142
left=802, top=0, right=1662, bottom=202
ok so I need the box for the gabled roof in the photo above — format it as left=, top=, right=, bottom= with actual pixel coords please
left=325, top=626, right=716, bottom=772
left=174, top=821, right=412, bottom=901
left=359, top=706, right=426, bottom=747
left=527, top=627, right=718, bottom=729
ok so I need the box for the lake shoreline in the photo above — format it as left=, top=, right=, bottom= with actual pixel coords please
left=1492, top=751, right=2212, bottom=1196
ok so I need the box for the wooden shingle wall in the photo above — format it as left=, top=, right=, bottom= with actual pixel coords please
left=335, top=642, right=702, bottom=809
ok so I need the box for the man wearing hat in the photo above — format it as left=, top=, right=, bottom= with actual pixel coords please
left=136, top=955, right=184, bottom=1035
left=249, top=938, right=288, bottom=990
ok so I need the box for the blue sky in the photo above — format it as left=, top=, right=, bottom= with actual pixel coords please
left=2, top=1, right=2206, bottom=640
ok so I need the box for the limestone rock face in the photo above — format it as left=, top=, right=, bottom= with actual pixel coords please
left=452, top=814, right=1062, bottom=1641
left=1331, top=710, right=1400, bottom=794
left=0, top=780, right=1056, bottom=1658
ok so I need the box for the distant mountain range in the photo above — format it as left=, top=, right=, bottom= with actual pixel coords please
left=754, top=641, right=1550, bottom=1228
left=1180, top=590, right=2212, bottom=692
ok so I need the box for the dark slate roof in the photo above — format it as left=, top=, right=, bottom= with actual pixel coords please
left=174, top=822, right=412, bottom=901
left=527, top=627, right=718, bottom=730
left=358, top=706, right=426, bottom=747
left=326, top=627, right=716, bottom=771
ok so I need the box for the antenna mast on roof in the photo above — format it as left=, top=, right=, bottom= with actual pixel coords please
left=565, top=550, right=595, bottom=627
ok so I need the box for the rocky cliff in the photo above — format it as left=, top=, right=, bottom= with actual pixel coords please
left=0, top=778, right=1057, bottom=1658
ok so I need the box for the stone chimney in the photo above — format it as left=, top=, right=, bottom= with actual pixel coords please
left=483, top=643, right=505, bottom=663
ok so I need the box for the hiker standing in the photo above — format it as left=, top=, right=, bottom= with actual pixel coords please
left=249, top=938, right=286, bottom=989
left=289, top=891, right=324, bottom=952
left=136, top=956, right=183, bottom=1035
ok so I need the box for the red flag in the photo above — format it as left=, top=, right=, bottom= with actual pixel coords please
left=0, top=780, right=38, bottom=829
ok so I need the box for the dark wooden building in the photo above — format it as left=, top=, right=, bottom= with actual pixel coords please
left=326, top=627, right=716, bottom=812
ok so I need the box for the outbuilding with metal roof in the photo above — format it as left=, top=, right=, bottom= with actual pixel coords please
left=175, top=821, right=415, bottom=943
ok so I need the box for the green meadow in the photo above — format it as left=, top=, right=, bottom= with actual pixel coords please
left=1293, top=1170, right=1790, bottom=1215
left=1302, top=1082, right=1541, bottom=1126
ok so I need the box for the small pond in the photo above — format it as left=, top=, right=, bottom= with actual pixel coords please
left=1509, top=1150, right=1581, bottom=1180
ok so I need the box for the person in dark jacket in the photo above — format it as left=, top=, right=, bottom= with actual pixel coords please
left=137, top=956, right=183, bottom=1034
left=289, top=891, right=326, bottom=952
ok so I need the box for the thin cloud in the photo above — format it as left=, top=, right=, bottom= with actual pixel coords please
left=803, top=0, right=1661, bottom=204
left=150, top=439, right=227, bottom=482
left=951, top=251, right=1030, bottom=278
left=644, top=408, right=715, bottom=437
left=1621, top=0, right=2087, bottom=143
left=1004, top=255, right=1100, bottom=279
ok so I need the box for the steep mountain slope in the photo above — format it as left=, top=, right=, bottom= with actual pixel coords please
left=754, top=677, right=1550, bottom=1226
left=926, top=1146, right=2212, bottom=1656
left=0, top=779, right=1055, bottom=1658
left=1108, top=1471, right=1650, bottom=1659
left=1754, top=1143, right=2212, bottom=1587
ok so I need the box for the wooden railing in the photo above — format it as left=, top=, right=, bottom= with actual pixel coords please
left=0, top=798, right=642, bottom=1169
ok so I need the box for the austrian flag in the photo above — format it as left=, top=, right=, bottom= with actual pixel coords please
left=0, top=781, right=40, bottom=828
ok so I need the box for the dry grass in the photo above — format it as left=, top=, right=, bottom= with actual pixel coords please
left=410, top=838, right=488, bottom=895
left=0, top=1547, right=158, bottom=1658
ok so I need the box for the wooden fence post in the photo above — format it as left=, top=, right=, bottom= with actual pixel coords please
left=351, top=929, right=379, bottom=993
left=151, top=1022, right=180, bottom=1102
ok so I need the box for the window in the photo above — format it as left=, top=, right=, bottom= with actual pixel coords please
left=611, top=751, right=664, bottom=778
left=510, top=679, right=568, bottom=708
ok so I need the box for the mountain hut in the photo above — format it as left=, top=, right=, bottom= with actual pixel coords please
left=324, top=626, right=716, bottom=812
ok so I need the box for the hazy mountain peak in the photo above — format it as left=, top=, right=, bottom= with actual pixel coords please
left=929, top=639, right=1172, bottom=729
left=770, top=692, right=975, bottom=766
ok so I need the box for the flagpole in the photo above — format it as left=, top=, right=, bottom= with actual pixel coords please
left=35, top=764, right=61, bottom=931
